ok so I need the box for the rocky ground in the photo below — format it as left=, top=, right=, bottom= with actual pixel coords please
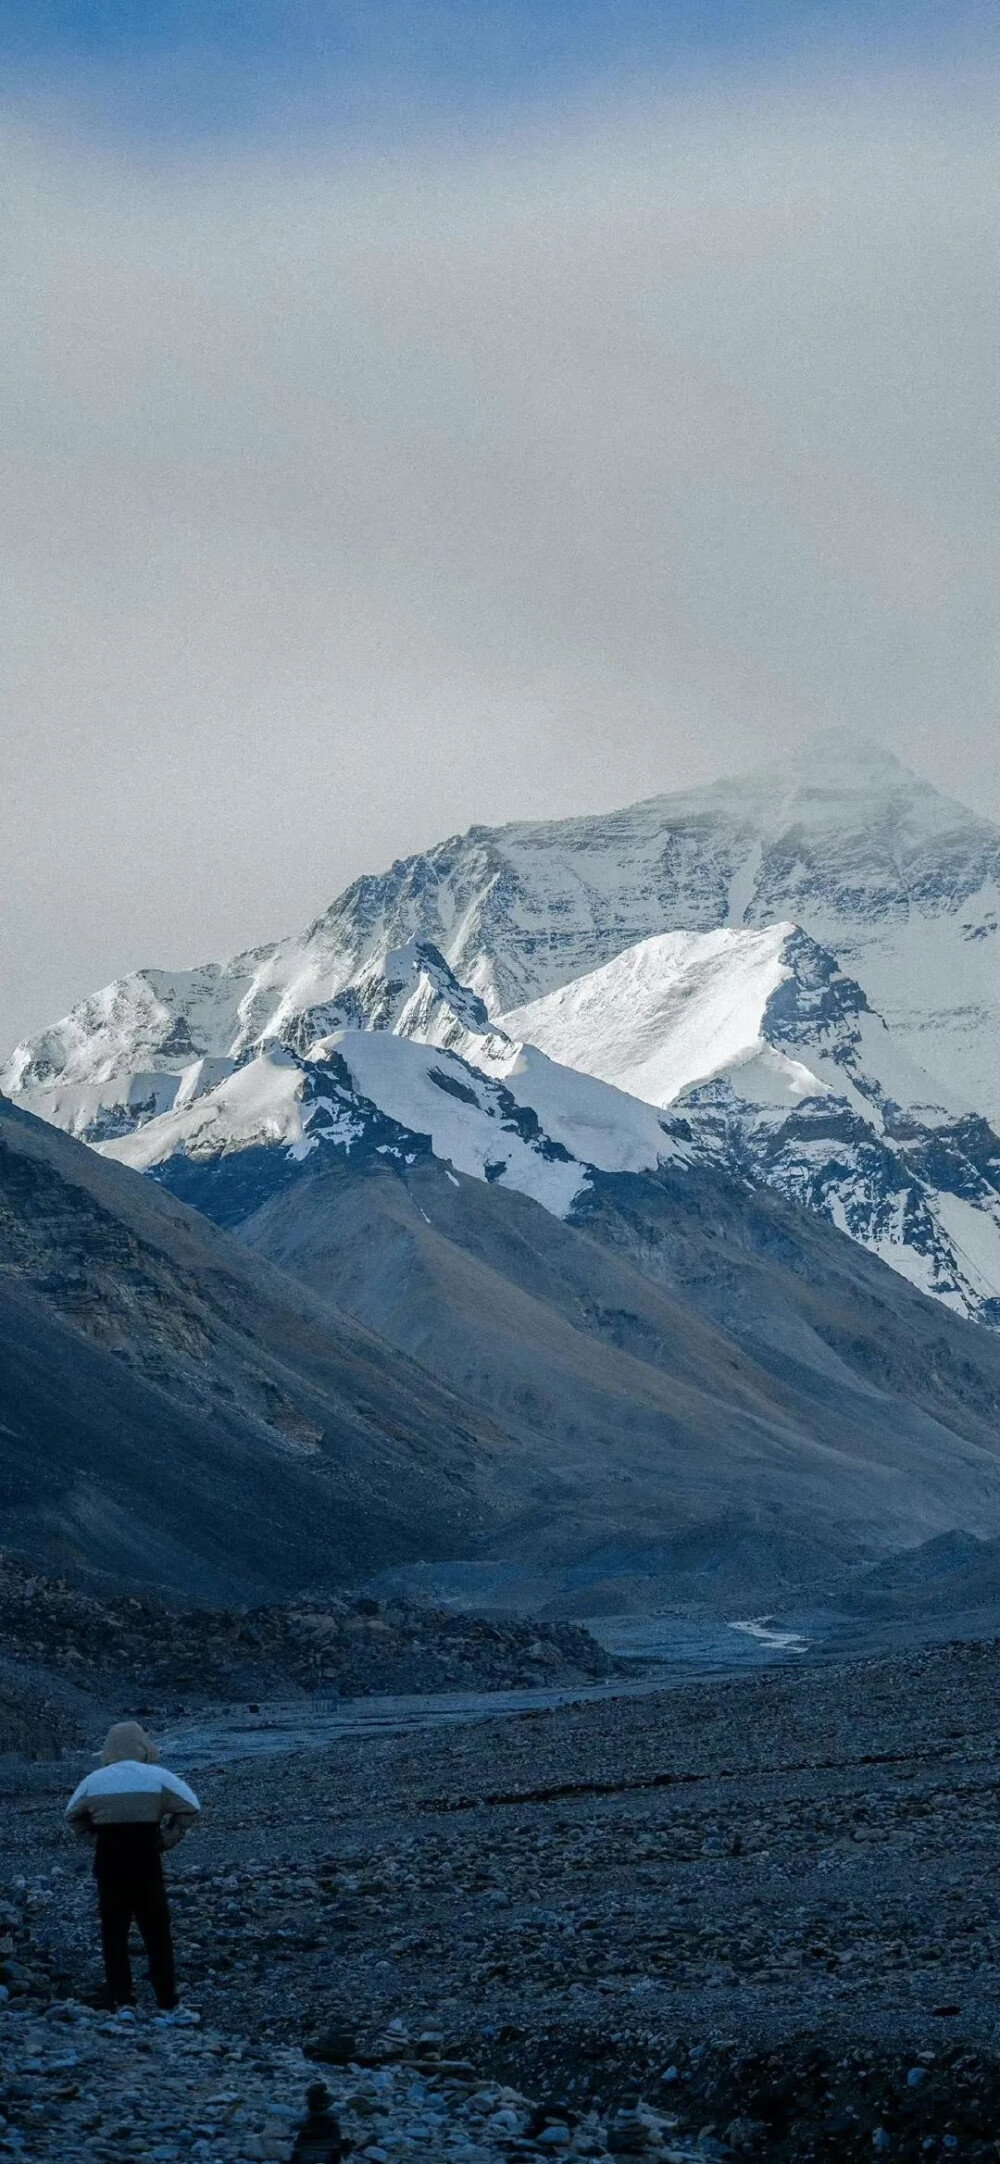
left=0, top=1677, right=83, bottom=1760
left=2, top=1998, right=674, bottom=2164
left=6, top=1636, right=1000, bottom=2158
left=0, top=1553, right=619, bottom=1755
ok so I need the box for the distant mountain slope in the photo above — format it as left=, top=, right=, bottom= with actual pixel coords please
left=0, top=1096, right=503, bottom=1598
left=14, top=1042, right=1000, bottom=1611
left=502, top=922, right=936, bottom=1114
left=144, top=1118, right=1000, bottom=1610
left=6, top=731, right=999, bottom=1123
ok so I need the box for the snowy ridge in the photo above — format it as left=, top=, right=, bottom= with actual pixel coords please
left=501, top=926, right=1000, bottom=1326
left=504, top=925, right=824, bottom=1112
left=5, top=940, right=499, bottom=1148
left=2, top=963, right=265, bottom=1095
left=101, top=1029, right=690, bottom=1220
left=502, top=923, right=963, bottom=1125
left=95, top=920, right=1000, bottom=1328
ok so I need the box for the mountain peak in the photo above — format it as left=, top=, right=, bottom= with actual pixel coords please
left=753, top=727, right=914, bottom=788
left=803, top=725, right=906, bottom=770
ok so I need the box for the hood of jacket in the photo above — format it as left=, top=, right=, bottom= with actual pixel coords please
left=100, top=1721, right=158, bottom=1766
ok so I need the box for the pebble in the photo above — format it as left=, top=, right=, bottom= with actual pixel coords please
left=0, top=2003, right=652, bottom=2163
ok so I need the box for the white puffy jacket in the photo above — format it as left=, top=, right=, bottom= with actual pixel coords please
left=66, top=1760, right=201, bottom=1849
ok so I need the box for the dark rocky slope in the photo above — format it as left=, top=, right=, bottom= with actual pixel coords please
left=0, top=1096, right=505, bottom=1600
left=0, top=1551, right=617, bottom=1727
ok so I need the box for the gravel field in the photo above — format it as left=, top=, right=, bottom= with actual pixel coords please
left=5, top=1638, right=1000, bottom=2159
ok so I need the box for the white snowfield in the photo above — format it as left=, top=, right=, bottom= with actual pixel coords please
left=337, top=1031, right=691, bottom=1187
left=502, top=924, right=963, bottom=1127
left=3, top=940, right=498, bottom=1144
left=103, top=1047, right=340, bottom=1171
left=496, top=925, right=1000, bottom=1323
left=508, top=926, right=807, bottom=1110
left=97, top=919, right=1000, bottom=1327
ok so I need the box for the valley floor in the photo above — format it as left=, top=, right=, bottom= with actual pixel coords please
left=6, top=1639, right=1000, bottom=2159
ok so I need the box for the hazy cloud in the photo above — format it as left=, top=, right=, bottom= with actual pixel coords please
left=1, top=60, right=997, bottom=1046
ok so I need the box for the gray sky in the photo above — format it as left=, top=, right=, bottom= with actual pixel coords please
left=1, top=58, right=998, bottom=1051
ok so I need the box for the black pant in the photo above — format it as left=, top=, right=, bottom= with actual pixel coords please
left=97, top=1867, right=176, bottom=2010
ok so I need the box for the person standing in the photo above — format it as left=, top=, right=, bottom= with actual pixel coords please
left=65, top=1720, right=200, bottom=2017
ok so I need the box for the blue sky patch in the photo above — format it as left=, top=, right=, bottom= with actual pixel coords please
left=2, top=2, right=991, bottom=142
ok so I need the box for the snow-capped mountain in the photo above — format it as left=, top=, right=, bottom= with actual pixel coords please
left=100, top=1028, right=690, bottom=1222
left=5, top=730, right=999, bottom=1324
left=504, top=921, right=929, bottom=1113
left=82, top=1034, right=1000, bottom=1613
left=7, top=730, right=999, bottom=1113
left=1, top=940, right=507, bottom=1147
left=94, top=912, right=1000, bottom=1327
left=499, top=926, right=1000, bottom=1324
